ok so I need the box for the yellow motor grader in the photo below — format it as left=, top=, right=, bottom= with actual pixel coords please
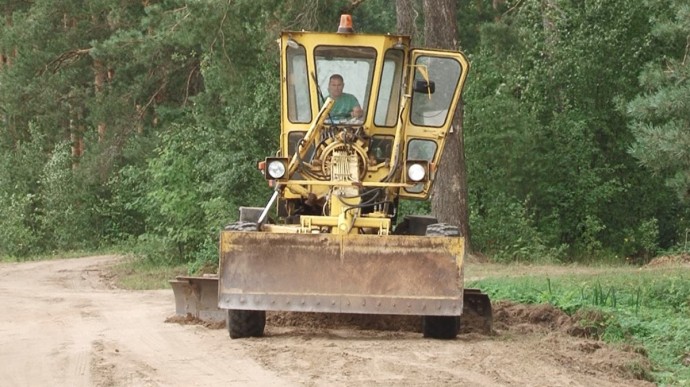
left=170, top=15, right=492, bottom=339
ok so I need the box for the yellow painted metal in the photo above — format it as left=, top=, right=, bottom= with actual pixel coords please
left=281, top=180, right=415, bottom=188
left=399, top=49, right=471, bottom=200
left=277, top=38, right=471, bottom=203
left=279, top=31, right=410, bottom=202
left=299, top=215, right=391, bottom=235
left=218, top=230, right=465, bottom=316
left=286, top=97, right=334, bottom=178
left=260, top=224, right=302, bottom=234
left=279, top=32, right=410, bottom=138
left=386, top=94, right=410, bottom=183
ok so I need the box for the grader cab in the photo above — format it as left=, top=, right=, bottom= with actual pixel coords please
left=170, top=16, right=492, bottom=339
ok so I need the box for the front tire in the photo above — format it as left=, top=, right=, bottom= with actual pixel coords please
left=422, top=223, right=462, bottom=339
left=224, top=221, right=266, bottom=339
left=227, top=309, right=266, bottom=339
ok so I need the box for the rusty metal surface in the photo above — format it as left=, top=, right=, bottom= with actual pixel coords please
left=218, top=232, right=465, bottom=316
left=169, top=276, right=225, bottom=323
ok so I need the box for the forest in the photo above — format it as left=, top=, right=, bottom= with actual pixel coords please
left=1, top=0, right=689, bottom=268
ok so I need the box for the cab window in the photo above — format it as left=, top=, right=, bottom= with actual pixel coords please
left=315, top=46, right=376, bottom=124
left=368, top=135, right=393, bottom=163
left=410, top=56, right=461, bottom=127
left=286, top=44, right=312, bottom=123
left=405, top=139, right=437, bottom=193
left=374, top=50, right=404, bottom=127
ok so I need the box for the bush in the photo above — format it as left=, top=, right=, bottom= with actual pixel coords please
left=621, top=218, right=659, bottom=264
left=37, top=142, right=93, bottom=251
left=0, top=192, right=39, bottom=257
left=471, top=193, right=565, bottom=262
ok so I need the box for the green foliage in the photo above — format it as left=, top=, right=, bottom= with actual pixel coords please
left=101, top=164, right=147, bottom=243
left=0, top=127, right=43, bottom=257
left=0, top=0, right=284, bottom=264
left=37, top=142, right=91, bottom=251
left=628, top=2, right=690, bottom=202
left=144, top=126, right=209, bottom=259
left=464, top=0, right=688, bottom=260
left=469, top=193, right=564, bottom=262
left=0, top=191, right=38, bottom=257
left=471, top=267, right=690, bottom=384
left=397, top=200, right=431, bottom=223
left=621, top=218, right=660, bottom=263
left=1, top=0, right=689, bottom=268
left=0, top=126, right=109, bottom=257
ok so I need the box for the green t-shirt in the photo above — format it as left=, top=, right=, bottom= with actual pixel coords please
left=329, top=93, right=360, bottom=120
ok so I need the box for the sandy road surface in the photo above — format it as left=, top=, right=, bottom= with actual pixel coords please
left=0, top=256, right=653, bottom=386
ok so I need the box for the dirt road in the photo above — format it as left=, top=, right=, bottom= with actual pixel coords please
left=0, top=256, right=653, bottom=386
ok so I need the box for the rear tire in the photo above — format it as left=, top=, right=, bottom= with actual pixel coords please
left=224, top=221, right=265, bottom=339
left=425, top=223, right=460, bottom=237
left=224, top=221, right=258, bottom=231
left=422, top=223, right=461, bottom=339
left=227, top=309, right=266, bottom=339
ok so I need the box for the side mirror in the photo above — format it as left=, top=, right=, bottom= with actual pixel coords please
left=413, top=80, right=435, bottom=94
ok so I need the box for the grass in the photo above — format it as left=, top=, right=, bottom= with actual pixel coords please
left=469, top=264, right=690, bottom=386
left=109, top=256, right=189, bottom=290
left=0, top=249, right=117, bottom=262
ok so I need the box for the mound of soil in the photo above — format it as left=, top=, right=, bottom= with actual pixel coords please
left=165, top=313, right=225, bottom=329
left=268, top=312, right=422, bottom=332
left=541, top=333, right=654, bottom=382
left=263, top=301, right=654, bottom=382
left=491, top=301, right=653, bottom=382
left=265, top=301, right=592, bottom=337
left=493, top=300, right=574, bottom=333
left=646, top=253, right=690, bottom=267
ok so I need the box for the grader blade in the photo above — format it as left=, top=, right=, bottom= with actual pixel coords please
left=462, top=288, right=493, bottom=334
left=169, top=275, right=225, bottom=323
left=218, top=231, right=466, bottom=316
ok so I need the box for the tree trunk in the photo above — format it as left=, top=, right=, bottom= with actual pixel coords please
left=396, top=0, right=418, bottom=38
left=2, top=13, right=18, bottom=147
left=70, top=113, right=84, bottom=169
left=94, top=59, right=107, bottom=143
left=423, top=0, right=471, bottom=251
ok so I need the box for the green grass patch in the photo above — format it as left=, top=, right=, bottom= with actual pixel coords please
left=0, top=249, right=117, bottom=262
left=110, top=256, right=188, bottom=290
left=470, top=265, right=690, bottom=385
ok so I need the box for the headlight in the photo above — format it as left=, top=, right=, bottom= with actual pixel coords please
left=407, top=163, right=427, bottom=182
left=267, top=160, right=286, bottom=179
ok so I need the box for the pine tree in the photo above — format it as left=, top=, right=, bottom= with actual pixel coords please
left=628, top=1, right=690, bottom=201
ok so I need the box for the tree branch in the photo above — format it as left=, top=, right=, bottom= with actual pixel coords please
left=139, top=80, right=168, bottom=120
left=42, top=48, right=91, bottom=75
left=184, top=62, right=200, bottom=106
left=341, top=0, right=367, bottom=15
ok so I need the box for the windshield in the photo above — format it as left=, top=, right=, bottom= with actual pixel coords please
left=315, top=46, right=376, bottom=124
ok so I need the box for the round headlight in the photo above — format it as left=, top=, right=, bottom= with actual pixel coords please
left=267, top=160, right=286, bottom=179
left=407, top=163, right=426, bottom=182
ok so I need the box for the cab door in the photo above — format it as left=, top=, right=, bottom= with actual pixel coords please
left=400, top=49, right=470, bottom=199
